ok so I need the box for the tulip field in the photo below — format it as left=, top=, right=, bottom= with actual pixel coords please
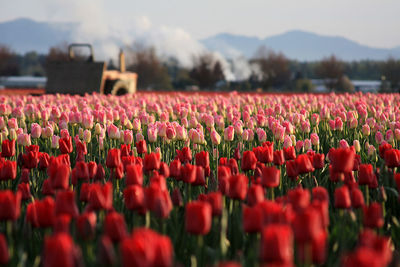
left=0, top=91, right=400, bottom=267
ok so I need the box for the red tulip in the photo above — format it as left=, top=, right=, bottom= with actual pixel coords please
left=106, top=148, right=121, bottom=169
left=313, top=153, right=325, bottom=169
left=169, top=159, right=181, bottom=179
left=329, top=147, right=355, bottom=173
left=39, top=152, right=50, bottom=170
left=334, top=185, right=351, bottom=209
left=312, top=186, right=329, bottom=203
left=121, top=155, right=135, bottom=170
left=292, top=207, right=324, bottom=243
left=341, top=247, right=384, bottom=267
left=123, top=185, right=145, bottom=213
left=98, top=235, right=116, bottom=266
left=143, top=152, right=161, bottom=172
left=75, top=140, right=87, bottom=161
left=120, top=144, right=130, bottom=157
left=42, top=233, right=80, bottom=267
left=198, top=192, right=222, bottom=216
left=20, top=168, right=30, bottom=183
left=363, top=203, right=384, bottom=228
left=283, top=146, right=296, bottom=160
left=55, top=191, right=79, bottom=218
left=0, top=160, right=17, bottom=181
left=136, top=140, right=147, bottom=154
left=104, top=211, right=128, bottom=242
left=273, top=150, right=285, bottom=166
left=219, top=157, right=228, bottom=166
left=59, top=136, right=73, bottom=154
left=172, top=188, right=183, bottom=207
left=228, top=158, right=239, bottom=175
left=159, top=162, right=170, bottom=178
left=76, top=212, right=96, bottom=240
left=195, top=151, right=209, bottom=169
left=94, top=164, right=105, bottom=181
left=53, top=214, right=71, bottom=233
left=73, top=161, right=89, bottom=181
left=26, top=197, right=55, bottom=228
left=254, top=142, right=274, bottom=163
left=180, top=163, right=196, bottom=184
left=48, top=162, right=70, bottom=190
left=242, top=205, right=263, bottom=233
left=185, top=201, right=212, bottom=235
left=297, top=230, right=328, bottom=265
left=257, top=200, right=290, bottom=225
left=351, top=188, right=365, bottom=209
left=0, top=233, right=9, bottom=265
left=378, top=143, right=392, bottom=159
left=79, top=183, right=90, bottom=202
left=286, top=160, right=298, bottom=178
left=42, top=179, right=55, bottom=196
left=88, top=182, right=113, bottom=211
left=246, top=184, right=264, bottom=206
left=88, top=161, right=97, bottom=179
left=295, top=154, right=314, bottom=174
left=358, top=164, right=375, bottom=185
left=241, top=151, right=257, bottom=171
left=311, top=200, right=330, bottom=228
left=1, top=139, right=15, bottom=158
left=176, top=147, right=192, bottom=163
left=288, top=187, right=310, bottom=212
left=121, top=228, right=173, bottom=267
left=384, top=149, right=400, bottom=168
left=17, top=182, right=31, bottom=200
left=228, top=174, right=248, bottom=200
left=145, top=183, right=172, bottom=219
left=192, top=166, right=206, bottom=186
left=125, top=164, right=143, bottom=186
left=260, top=224, right=294, bottom=264
left=0, top=190, right=21, bottom=221
left=218, top=168, right=231, bottom=194
left=261, top=166, right=280, bottom=188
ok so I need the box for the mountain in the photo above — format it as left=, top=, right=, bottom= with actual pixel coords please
left=0, top=18, right=74, bottom=54
left=1, top=18, right=400, bottom=61
left=201, top=30, right=400, bottom=61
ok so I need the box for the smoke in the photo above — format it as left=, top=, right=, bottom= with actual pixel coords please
left=40, top=0, right=253, bottom=81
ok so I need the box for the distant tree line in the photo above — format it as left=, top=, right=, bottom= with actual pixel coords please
left=1, top=42, right=400, bottom=92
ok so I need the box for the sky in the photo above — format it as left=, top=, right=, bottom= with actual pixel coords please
left=0, top=0, right=399, bottom=49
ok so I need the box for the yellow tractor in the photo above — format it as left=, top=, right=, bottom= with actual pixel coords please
left=46, top=43, right=137, bottom=95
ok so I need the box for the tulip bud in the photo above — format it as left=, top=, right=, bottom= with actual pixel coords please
left=353, top=140, right=361, bottom=152
left=339, top=139, right=349, bottom=149
left=83, top=130, right=91, bottom=143
left=95, top=123, right=102, bottom=135
left=224, top=126, right=234, bottom=142
left=31, top=123, right=42, bottom=139
left=368, top=145, right=376, bottom=157
left=362, top=124, right=370, bottom=136
left=9, top=129, right=17, bottom=140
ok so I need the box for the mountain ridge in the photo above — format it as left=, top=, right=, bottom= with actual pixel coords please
left=1, top=18, right=399, bottom=61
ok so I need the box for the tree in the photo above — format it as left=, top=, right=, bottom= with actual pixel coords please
left=337, top=75, right=354, bottom=93
left=0, top=44, right=19, bottom=76
left=250, top=46, right=291, bottom=90
left=382, top=57, right=400, bottom=92
left=315, top=55, right=344, bottom=91
left=189, top=53, right=225, bottom=89
left=46, top=42, right=70, bottom=63
left=126, top=43, right=172, bottom=90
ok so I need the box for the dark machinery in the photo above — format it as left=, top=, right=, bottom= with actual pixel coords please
left=46, top=43, right=137, bottom=95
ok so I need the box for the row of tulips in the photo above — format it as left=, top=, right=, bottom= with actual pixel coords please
left=0, top=92, right=399, bottom=266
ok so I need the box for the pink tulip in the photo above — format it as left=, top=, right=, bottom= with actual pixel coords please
left=224, top=126, right=235, bottom=142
